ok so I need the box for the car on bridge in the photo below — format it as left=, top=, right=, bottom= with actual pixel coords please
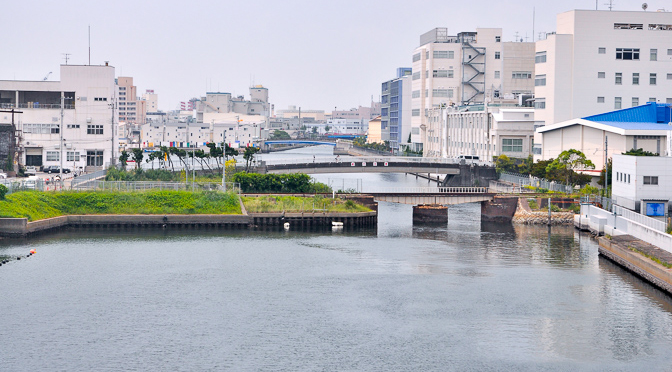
left=44, top=166, right=71, bottom=174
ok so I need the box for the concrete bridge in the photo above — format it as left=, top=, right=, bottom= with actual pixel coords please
left=365, top=187, right=495, bottom=205
left=252, top=157, right=497, bottom=187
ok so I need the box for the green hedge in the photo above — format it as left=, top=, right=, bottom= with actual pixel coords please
left=0, top=190, right=242, bottom=221
left=232, top=173, right=331, bottom=193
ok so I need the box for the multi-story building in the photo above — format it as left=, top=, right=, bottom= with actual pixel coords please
left=424, top=104, right=535, bottom=160
left=142, top=89, right=158, bottom=113
left=117, top=77, right=146, bottom=126
left=193, top=85, right=271, bottom=126
left=381, top=67, right=412, bottom=151
left=332, top=102, right=381, bottom=123
left=534, top=9, right=672, bottom=158
left=411, top=27, right=535, bottom=151
left=276, top=106, right=326, bottom=121
left=0, top=64, right=118, bottom=171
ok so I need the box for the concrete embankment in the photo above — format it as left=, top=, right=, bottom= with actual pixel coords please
left=512, top=198, right=575, bottom=225
left=0, top=211, right=377, bottom=238
left=597, top=235, right=672, bottom=295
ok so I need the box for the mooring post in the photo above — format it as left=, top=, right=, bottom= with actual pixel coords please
left=548, top=197, right=551, bottom=225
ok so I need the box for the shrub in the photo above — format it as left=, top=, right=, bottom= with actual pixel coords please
left=550, top=204, right=561, bottom=212
left=232, top=173, right=331, bottom=193
left=527, top=198, right=538, bottom=210
left=0, top=184, right=7, bottom=200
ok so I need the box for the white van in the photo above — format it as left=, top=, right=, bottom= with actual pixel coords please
left=23, top=176, right=40, bottom=190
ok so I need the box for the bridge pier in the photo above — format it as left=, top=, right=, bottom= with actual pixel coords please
left=481, top=196, right=519, bottom=223
left=413, top=204, right=448, bottom=225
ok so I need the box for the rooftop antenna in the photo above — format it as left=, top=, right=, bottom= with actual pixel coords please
left=532, top=7, right=535, bottom=42
left=514, top=31, right=520, bottom=42
left=605, top=0, right=614, bottom=11
left=88, top=25, right=91, bottom=65
left=62, top=53, right=71, bottom=65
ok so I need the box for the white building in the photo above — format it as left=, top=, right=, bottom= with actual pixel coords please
left=612, top=154, right=672, bottom=217
left=411, top=27, right=535, bottom=151
left=424, top=105, right=535, bottom=160
left=142, top=89, right=158, bottom=113
left=536, top=102, right=672, bottom=171
left=194, top=86, right=270, bottom=126
left=0, top=64, right=118, bottom=171
left=534, top=9, right=672, bottom=157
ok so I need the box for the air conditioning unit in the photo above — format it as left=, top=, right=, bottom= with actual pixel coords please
left=86, top=118, right=92, bottom=123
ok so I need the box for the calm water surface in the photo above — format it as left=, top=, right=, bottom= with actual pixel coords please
left=1, top=147, right=672, bottom=371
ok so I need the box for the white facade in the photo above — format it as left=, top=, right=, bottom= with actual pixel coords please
left=411, top=28, right=535, bottom=150
left=194, top=86, right=270, bottom=127
left=142, top=90, right=158, bottom=112
left=612, top=154, right=672, bottom=215
left=534, top=9, right=672, bottom=155
left=425, top=106, right=535, bottom=160
left=0, top=64, right=118, bottom=171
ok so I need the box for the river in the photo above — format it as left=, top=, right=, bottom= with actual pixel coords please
left=1, top=146, right=671, bottom=371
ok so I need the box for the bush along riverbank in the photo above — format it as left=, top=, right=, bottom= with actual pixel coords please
left=0, top=190, right=242, bottom=221
left=242, top=195, right=372, bottom=213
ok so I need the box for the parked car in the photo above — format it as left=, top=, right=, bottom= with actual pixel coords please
left=44, top=166, right=71, bottom=174
left=25, top=166, right=37, bottom=176
left=0, top=172, right=6, bottom=179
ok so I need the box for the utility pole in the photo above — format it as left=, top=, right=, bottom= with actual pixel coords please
left=60, top=92, right=64, bottom=183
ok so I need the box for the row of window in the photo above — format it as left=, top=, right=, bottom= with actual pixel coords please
left=615, top=172, right=658, bottom=185
left=601, top=72, right=670, bottom=85
left=502, top=138, right=523, bottom=152
left=414, top=49, right=500, bottom=63
left=45, top=151, right=83, bottom=162
left=599, top=96, right=672, bottom=109
left=614, top=23, right=672, bottom=31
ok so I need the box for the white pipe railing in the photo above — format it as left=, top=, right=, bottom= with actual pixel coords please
left=613, top=205, right=667, bottom=232
left=371, top=187, right=489, bottom=194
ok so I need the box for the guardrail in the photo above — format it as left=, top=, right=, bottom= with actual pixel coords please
left=371, top=187, right=489, bottom=194
left=71, top=169, right=108, bottom=189
left=260, top=156, right=492, bottom=166
left=72, top=181, right=240, bottom=192
left=613, top=205, right=666, bottom=232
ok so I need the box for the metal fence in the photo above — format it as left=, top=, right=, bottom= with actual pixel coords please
left=613, top=205, right=667, bottom=232
left=374, top=187, right=489, bottom=194
left=71, top=169, right=108, bottom=189
left=499, top=171, right=575, bottom=194
left=72, top=181, right=240, bottom=192
left=581, top=195, right=614, bottom=212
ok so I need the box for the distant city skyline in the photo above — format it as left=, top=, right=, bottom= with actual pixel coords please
left=0, top=0, right=661, bottom=112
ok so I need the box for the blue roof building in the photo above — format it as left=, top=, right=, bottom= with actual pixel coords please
left=536, top=102, right=672, bottom=170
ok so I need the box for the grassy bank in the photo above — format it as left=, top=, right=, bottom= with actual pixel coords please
left=242, top=195, right=371, bottom=213
left=0, top=190, right=242, bottom=221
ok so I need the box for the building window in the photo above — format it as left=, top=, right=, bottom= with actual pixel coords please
left=649, top=97, right=656, bottom=103
left=633, top=73, right=640, bottom=85
left=502, top=138, right=523, bottom=152
left=66, top=151, right=80, bottom=162
left=632, top=97, right=639, bottom=106
left=650, top=73, right=657, bottom=85
left=412, top=90, right=420, bottom=98
left=535, top=51, right=547, bottom=63
left=412, top=53, right=421, bottom=62
left=615, top=72, right=622, bottom=85
left=87, top=124, right=104, bottom=135
left=432, top=89, right=453, bottom=98
left=495, top=36, right=501, bottom=42
left=615, top=97, right=622, bottom=109
left=616, top=48, right=640, bottom=60
left=86, top=150, right=104, bottom=167
left=494, top=71, right=500, bottom=79
left=650, top=49, right=658, bottom=61
left=534, top=98, right=546, bottom=109
left=643, top=176, right=659, bottom=185
left=668, top=49, right=672, bottom=55
left=597, top=97, right=605, bottom=103
left=412, top=109, right=420, bottom=116
left=512, top=71, right=532, bottom=79
left=534, top=74, right=546, bottom=86
left=433, top=70, right=449, bottom=78
left=46, top=151, right=59, bottom=161
left=494, top=52, right=501, bottom=59
left=598, top=47, right=606, bottom=54
left=412, top=72, right=420, bottom=80
left=667, top=73, right=672, bottom=80
left=598, top=72, right=605, bottom=78
left=93, top=97, right=108, bottom=102
left=433, top=50, right=454, bottom=59
left=614, top=23, right=643, bottom=30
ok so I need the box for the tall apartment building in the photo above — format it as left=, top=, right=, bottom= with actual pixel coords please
left=381, top=67, right=412, bottom=151
left=117, top=77, right=146, bottom=125
left=411, top=28, right=535, bottom=151
left=142, top=89, right=158, bottom=112
left=534, top=9, right=672, bottom=158
left=0, top=64, right=118, bottom=170
left=194, top=85, right=270, bottom=127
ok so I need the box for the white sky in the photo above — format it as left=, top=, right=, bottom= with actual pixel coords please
left=0, top=0, right=662, bottom=112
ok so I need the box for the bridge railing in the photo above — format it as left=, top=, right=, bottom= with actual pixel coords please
left=371, top=187, right=489, bottom=194
left=261, top=156, right=466, bottom=166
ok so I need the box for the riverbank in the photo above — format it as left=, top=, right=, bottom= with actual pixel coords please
left=597, top=235, right=672, bottom=295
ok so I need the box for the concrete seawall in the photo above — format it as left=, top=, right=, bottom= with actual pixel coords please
left=0, top=211, right=377, bottom=238
left=598, top=235, right=672, bottom=295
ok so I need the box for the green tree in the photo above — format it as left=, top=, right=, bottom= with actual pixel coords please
left=243, top=147, right=260, bottom=172
left=324, top=125, right=331, bottom=133
left=119, top=150, right=129, bottom=170
left=270, top=130, right=291, bottom=140
left=545, top=149, right=595, bottom=185
left=130, top=148, right=144, bottom=170
left=494, top=155, right=516, bottom=174
left=623, top=148, right=658, bottom=156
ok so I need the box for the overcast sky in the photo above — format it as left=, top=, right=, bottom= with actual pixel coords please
left=0, top=0, right=662, bottom=112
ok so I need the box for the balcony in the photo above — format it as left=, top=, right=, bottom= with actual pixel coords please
left=0, top=102, right=74, bottom=110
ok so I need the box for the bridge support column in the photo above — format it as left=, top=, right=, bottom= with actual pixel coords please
left=413, top=204, right=448, bottom=225
left=481, top=196, right=518, bottom=223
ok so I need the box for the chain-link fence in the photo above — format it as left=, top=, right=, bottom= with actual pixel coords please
left=499, top=171, right=575, bottom=194
left=72, top=181, right=240, bottom=193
